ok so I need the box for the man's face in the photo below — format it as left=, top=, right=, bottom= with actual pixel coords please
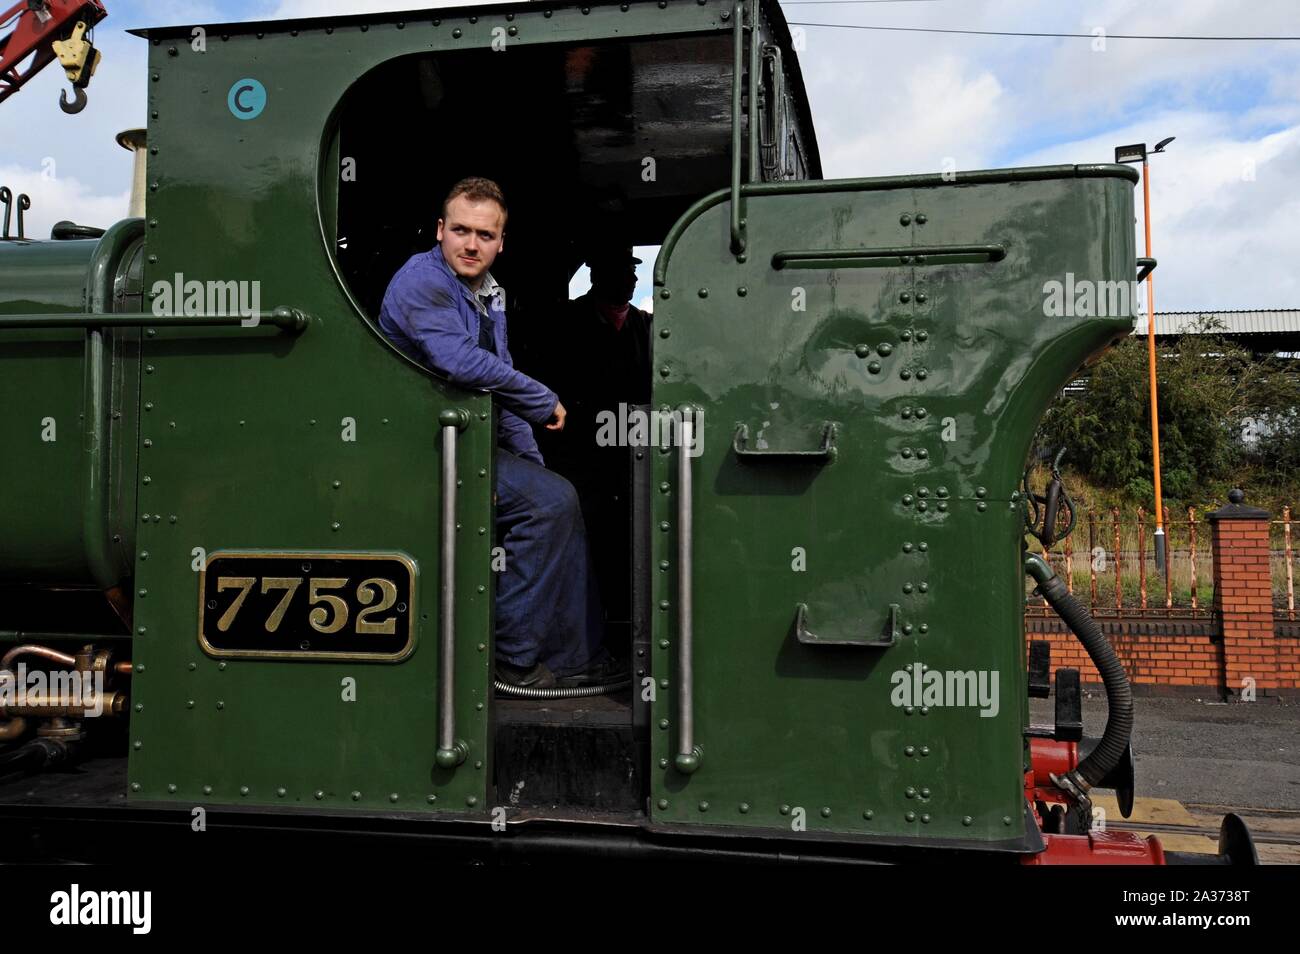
left=437, top=195, right=506, bottom=286
left=591, top=263, right=637, bottom=304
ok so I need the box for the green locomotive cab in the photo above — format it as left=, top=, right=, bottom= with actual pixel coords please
left=0, top=0, right=1167, bottom=863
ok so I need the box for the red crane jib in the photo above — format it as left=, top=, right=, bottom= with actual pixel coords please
left=0, top=0, right=108, bottom=106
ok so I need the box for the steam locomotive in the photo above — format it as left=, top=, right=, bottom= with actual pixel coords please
left=0, top=0, right=1256, bottom=864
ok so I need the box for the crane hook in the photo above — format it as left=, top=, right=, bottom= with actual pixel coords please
left=59, top=86, right=88, bottom=114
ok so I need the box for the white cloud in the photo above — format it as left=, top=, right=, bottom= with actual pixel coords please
left=0, top=164, right=131, bottom=238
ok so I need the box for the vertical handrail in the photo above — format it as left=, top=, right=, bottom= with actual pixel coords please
left=675, top=407, right=702, bottom=774
left=729, top=0, right=746, bottom=255
left=747, top=0, right=760, bottom=184
left=434, top=409, right=470, bottom=770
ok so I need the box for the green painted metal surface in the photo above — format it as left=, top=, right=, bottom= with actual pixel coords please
left=650, top=168, right=1137, bottom=844
left=0, top=227, right=143, bottom=585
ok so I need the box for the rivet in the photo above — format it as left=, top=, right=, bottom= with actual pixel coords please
left=240, top=786, right=249, bottom=796
left=963, top=816, right=973, bottom=826
left=659, top=758, right=669, bottom=768
left=216, top=700, right=223, bottom=709
left=477, top=643, right=486, bottom=652
left=916, top=293, right=928, bottom=304
left=921, top=746, right=931, bottom=757
left=144, top=402, right=153, bottom=410
left=659, top=719, right=669, bottom=730
left=331, top=522, right=341, bottom=531
left=901, top=407, right=913, bottom=419
left=919, top=582, right=929, bottom=593
left=900, top=330, right=913, bottom=342
left=917, top=501, right=928, bottom=512
left=919, top=624, right=929, bottom=634
left=737, top=286, right=747, bottom=297
left=659, top=600, right=670, bottom=611
left=906, top=811, right=917, bottom=822
left=739, top=802, right=750, bottom=813
left=151, top=73, right=159, bottom=82
left=904, top=706, right=914, bottom=715
left=916, top=369, right=928, bottom=380
left=187, top=662, right=195, bottom=670
left=136, top=663, right=145, bottom=673
left=1004, top=816, right=1014, bottom=826
left=864, top=809, right=875, bottom=819
left=698, top=801, right=709, bottom=812
left=659, top=639, right=670, bottom=649
left=659, top=328, right=671, bottom=339
left=977, top=502, right=988, bottom=512
left=659, top=521, right=670, bottom=532
left=921, top=814, right=932, bottom=824
left=868, top=361, right=882, bottom=374
left=186, top=700, right=194, bottom=709
left=427, top=795, right=437, bottom=804
left=918, top=542, right=928, bottom=551
left=698, top=288, right=708, bottom=298
left=902, top=448, right=913, bottom=459
left=915, top=408, right=927, bottom=419
left=134, top=740, right=142, bottom=750
left=315, top=790, right=325, bottom=800
left=478, top=526, right=486, bottom=535
left=390, top=793, right=400, bottom=803
left=917, top=449, right=928, bottom=460
left=167, top=783, right=177, bottom=793
left=218, top=661, right=227, bottom=671
left=452, top=28, right=462, bottom=37
left=143, top=438, right=153, bottom=448
left=780, top=805, right=791, bottom=815
left=477, top=585, right=485, bottom=594
left=899, top=292, right=911, bottom=304
left=855, top=344, right=871, bottom=359
left=900, top=369, right=912, bottom=380
left=819, top=807, right=831, bottom=818
left=902, top=542, right=914, bottom=553
left=938, top=501, right=948, bottom=512
left=476, top=702, right=483, bottom=710
left=877, top=343, right=894, bottom=357
left=903, top=624, right=913, bottom=635
left=660, top=289, right=670, bottom=299
left=921, top=705, right=930, bottom=715
left=899, top=213, right=912, bottom=226
left=135, top=703, right=144, bottom=712
left=657, top=799, right=669, bottom=810
left=917, top=330, right=929, bottom=342
left=903, top=583, right=914, bottom=594
left=902, top=494, right=914, bottom=506
left=204, top=785, right=213, bottom=795
left=905, top=747, right=915, bottom=758
left=659, top=366, right=670, bottom=378
left=352, top=791, right=362, bottom=801
left=976, top=487, right=987, bottom=498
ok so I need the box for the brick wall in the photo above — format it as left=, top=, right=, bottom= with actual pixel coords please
left=1024, top=491, right=1297, bottom=700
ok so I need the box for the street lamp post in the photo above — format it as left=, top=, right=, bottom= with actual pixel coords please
left=1115, top=137, right=1175, bottom=573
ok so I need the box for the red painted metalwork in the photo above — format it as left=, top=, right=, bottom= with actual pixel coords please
left=0, top=0, right=108, bottom=106
left=1025, top=831, right=1167, bottom=865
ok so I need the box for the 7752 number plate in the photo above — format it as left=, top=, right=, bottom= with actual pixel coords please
left=198, top=552, right=416, bottom=661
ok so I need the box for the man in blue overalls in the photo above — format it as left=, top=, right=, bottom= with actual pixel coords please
left=378, top=177, right=616, bottom=689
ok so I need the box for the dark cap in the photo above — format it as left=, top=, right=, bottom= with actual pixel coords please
left=587, top=247, right=642, bottom=271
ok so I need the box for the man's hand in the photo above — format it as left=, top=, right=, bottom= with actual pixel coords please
left=546, top=400, right=567, bottom=431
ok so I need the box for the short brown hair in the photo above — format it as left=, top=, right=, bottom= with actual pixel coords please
left=441, top=177, right=508, bottom=225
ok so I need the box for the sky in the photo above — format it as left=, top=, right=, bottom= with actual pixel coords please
left=2, top=0, right=1299, bottom=313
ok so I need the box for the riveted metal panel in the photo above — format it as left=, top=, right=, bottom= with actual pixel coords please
left=650, top=168, right=1137, bottom=846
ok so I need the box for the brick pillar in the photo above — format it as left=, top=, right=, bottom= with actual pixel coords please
left=1209, top=490, right=1277, bottom=698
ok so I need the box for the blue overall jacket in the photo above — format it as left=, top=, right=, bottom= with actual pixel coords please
left=378, top=246, right=556, bottom=464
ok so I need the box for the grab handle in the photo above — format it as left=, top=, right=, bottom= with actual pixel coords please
left=733, top=422, right=837, bottom=462
left=434, top=409, right=470, bottom=770
left=675, top=407, right=703, bottom=775
left=794, top=602, right=900, bottom=648
left=1137, top=257, right=1157, bottom=282
left=771, top=244, right=1006, bottom=270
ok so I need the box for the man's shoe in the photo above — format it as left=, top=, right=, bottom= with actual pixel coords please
left=496, top=659, right=556, bottom=689
left=554, top=652, right=629, bottom=688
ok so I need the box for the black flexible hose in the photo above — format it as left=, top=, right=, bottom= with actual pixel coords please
left=1025, top=554, right=1133, bottom=790
left=0, top=738, right=64, bottom=778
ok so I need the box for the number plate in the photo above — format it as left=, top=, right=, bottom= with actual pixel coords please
left=198, top=552, right=416, bottom=661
